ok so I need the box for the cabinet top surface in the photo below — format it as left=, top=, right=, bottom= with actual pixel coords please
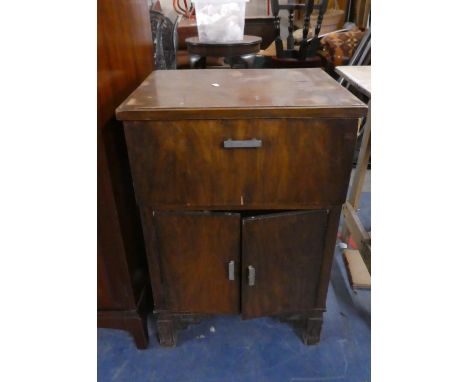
left=116, top=69, right=367, bottom=120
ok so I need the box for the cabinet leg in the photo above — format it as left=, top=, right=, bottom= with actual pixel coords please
left=302, top=314, right=323, bottom=345
left=126, top=314, right=149, bottom=349
left=157, top=313, right=177, bottom=347
left=278, top=311, right=324, bottom=345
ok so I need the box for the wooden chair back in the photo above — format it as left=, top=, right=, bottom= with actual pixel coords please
left=270, top=0, right=328, bottom=60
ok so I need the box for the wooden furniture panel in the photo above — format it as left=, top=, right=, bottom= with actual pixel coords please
left=116, top=69, right=366, bottom=120
left=97, top=0, right=154, bottom=349
left=241, top=211, right=328, bottom=319
left=245, top=17, right=276, bottom=49
left=97, top=232, right=132, bottom=310
left=118, top=68, right=367, bottom=347
left=125, top=118, right=357, bottom=209
left=153, top=211, right=241, bottom=314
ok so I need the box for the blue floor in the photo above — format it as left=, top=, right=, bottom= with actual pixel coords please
left=98, top=193, right=371, bottom=382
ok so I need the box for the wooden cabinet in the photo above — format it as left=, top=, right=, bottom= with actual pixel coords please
left=97, top=0, right=154, bottom=349
left=117, top=68, right=367, bottom=347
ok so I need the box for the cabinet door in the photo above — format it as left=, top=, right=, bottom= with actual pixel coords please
left=242, top=210, right=328, bottom=319
left=154, top=211, right=241, bottom=314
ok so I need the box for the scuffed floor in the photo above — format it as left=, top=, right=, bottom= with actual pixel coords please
left=98, top=194, right=371, bottom=382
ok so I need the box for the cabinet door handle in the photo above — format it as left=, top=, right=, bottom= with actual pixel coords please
left=223, top=139, right=262, bottom=149
left=248, top=265, right=256, bottom=286
left=228, top=260, right=235, bottom=281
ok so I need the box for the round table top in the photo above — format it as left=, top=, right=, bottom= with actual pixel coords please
left=186, top=35, right=262, bottom=47
left=186, top=35, right=262, bottom=59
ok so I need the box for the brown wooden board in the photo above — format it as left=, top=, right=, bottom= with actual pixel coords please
left=241, top=211, right=328, bottom=319
left=343, top=249, right=371, bottom=289
left=116, top=69, right=367, bottom=120
left=124, top=118, right=358, bottom=209
left=97, top=0, right=154, bottom=348
left=154, top=211, right=241, bottom=314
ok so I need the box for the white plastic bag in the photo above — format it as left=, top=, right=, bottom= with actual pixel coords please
left=193, top=0, right=249, bottom=42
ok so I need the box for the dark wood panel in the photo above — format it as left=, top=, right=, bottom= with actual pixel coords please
left=97, top=286, right=151, bottom=349
left=241, top=211, right=328, bottom=318
left=116, top=69, right=367, bottom=121
left=97, top=310, right=149, bottom=349
left=97, top=0, right=154, bottom=343
left=154, top=211, right=241, bottom=314
left=98, top=0, right=154, bottom=127
left=98, top=126, right=133, bottom=309
left=97, top=223, right=131, bottom=309
left=125, top=118, right=358, bottom=209
left=314, top=205, right=342, bottom=309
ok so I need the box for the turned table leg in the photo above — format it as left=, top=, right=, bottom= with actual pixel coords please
left=228, top=54, right=256, bottom=69
left=189, top=54, right=206, bottom=69
left=239, top=53, right=256, bottom=68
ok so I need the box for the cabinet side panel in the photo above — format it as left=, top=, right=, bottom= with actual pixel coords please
left=315, top=206, right=342, bottom=309
left=97, top=0, right=154, bottom=311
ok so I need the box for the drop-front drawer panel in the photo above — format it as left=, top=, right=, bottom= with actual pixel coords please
left=124, top=118, right=358, bottom=209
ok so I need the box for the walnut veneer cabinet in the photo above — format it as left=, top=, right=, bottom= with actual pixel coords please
left=116, top=68, right=367, bottom=347
left=97, top=0, right=153, bottom=349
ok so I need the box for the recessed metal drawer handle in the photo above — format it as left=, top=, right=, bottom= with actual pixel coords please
left=248, top=265, right=256, bottom=286
left=223, top=139, right=262, bottom=149
left=228, top=260, right=235, bottom=281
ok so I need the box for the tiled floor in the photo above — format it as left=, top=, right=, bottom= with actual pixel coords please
left=97, top=193, right=371, bottom=382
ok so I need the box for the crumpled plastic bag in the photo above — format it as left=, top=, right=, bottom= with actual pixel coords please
left=196, top=1, right=246, bottom=42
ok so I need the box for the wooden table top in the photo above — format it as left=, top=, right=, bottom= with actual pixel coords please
left=116, top=68, right=367, bottom=120
left=335, top=66, right=371, bottom=97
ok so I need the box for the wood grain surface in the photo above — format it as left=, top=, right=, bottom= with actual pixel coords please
left=241, top=211, right=328, bottom=318
left=116, top=68, right=367, bottom=120
left=154, top=211, right=241, bottom=314
left=125, top=118, right=358, bottom=209
left=97, top=0, right=154, bottom=348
